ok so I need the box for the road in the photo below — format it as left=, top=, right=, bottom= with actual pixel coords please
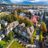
left=7, top=39, right=15, bottom=48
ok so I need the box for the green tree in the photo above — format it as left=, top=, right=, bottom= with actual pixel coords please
left=40, top=22, right=47, bottom=32
left=39, top=31, right=43, bottom=41
left=0, top=45, right=3, bottom=48
left=31, top=30, right=36, bottom=44
left=7, top=31, right=14, bottom=40
left=23, top=18, right=33, bottom=27
left=1, top=15, right=16, bottom=23
left=5, top=31, right=14, bottom=42
left=0, top=40, right=6, bottom=48
left=17, top=9, right=22, bottom=15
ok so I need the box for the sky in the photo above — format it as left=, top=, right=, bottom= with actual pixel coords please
left=10, top=0, right=48, bottom=3
left=0, top=0, right=48, bottom=4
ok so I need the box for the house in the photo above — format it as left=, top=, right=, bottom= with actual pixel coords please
left=14, top=24, right=25, bottom=33
left=27, top=26, right=34, bottom=38
left=5, top=21, right=19, bottom=35
left=19, top=12, right=26, bottom=16
left=1, top=20, right=8, bottom=27
left=29, top=26, right=34, bottom=34
left=45, top=16, right=48, bottom=30
left=45, top=16, right=48, bottom=21
left=37, top=24, right=41, bottom=28
left=14, top=23, right=25, bottom=32
left=0, top=34, right=5, bottom=41
left=31, top=15, right=39, bottom=25
left=20, top=23, right=25, bottom=27
left=0, top=31, right=3, bottom=35
left=21, top=29, right=29, bottom=38
left=14, top=23, right=34, bottom=39
left=27, top=28, right=31, bottom=35
left=0, top=24, right=1, bottom=30
left=36, top=35, right=39, bottom=40
left=14, top=23, right=29, bottom=39
left=44, top=36, right=48, bottom=48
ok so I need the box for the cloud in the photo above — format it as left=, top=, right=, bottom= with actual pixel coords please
left=30, top=0, right=39, bottom=2
left=10, top=0, right=48, bottom=3
left=30, top=0, right=48, bottom=2
left=10, top=0, right=25, bottom=3
left=10, top=0, right=32, bottom=3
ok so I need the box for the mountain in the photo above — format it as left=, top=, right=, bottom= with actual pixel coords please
left=0, top=0, right=48, bottom=5
left=15, top=1, right=32, bottom=5
left=14, top=1, right=48, bottom=5
left=32, top=2, right=48, bottom=5
left=0, top=0, right=12, bottom=4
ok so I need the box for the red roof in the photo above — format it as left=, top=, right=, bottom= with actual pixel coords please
left=31, top=15, right=39, bottom=24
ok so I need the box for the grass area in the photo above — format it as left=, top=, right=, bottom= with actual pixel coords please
left=0, top=40, right=6, bottom=48
left=9, top=40, right=25, bottom=48
left=0, top=40, right=6, bottom=45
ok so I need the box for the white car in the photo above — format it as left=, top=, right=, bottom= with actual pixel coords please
left=26, top=44, right=36, bottom=48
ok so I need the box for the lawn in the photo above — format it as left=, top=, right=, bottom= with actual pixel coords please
left=9, top=40, right=25, bottom=48
left=0, top=40, right=6, bottom=48
left=0, top=40, right=6, bottom=45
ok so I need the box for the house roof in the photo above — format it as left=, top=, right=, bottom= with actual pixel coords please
left=31, top=15, right=39, bottom=24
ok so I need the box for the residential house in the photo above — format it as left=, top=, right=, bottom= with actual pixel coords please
left=1, top=20, right=8, bottom=27
left=31, top=15, right=39, bottom=25
left=14, top=23, right=29, bottom=39
left=5, top=21, right=19, bottom=35
left=36, top=35, right=39, bottom=40
left=0, top=31, right=3, bottom=35
left=20, top=23, right=25, bottom=27
left=14, top=23, right=35, bottom=39
left=0, top=34, right=5, bottom=41
left=29, top=26, right=34, bottom=34
left=0, top=24, right=1, bottom=30
left=45, top=16, right=48, bottom=30
left=44, top=36, right=48, bottom=48
left=27, top=26, right=34, bottom=38
left=14, top=23, right=25, bottom=33
left=19, top=12, right=26, bottom=17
